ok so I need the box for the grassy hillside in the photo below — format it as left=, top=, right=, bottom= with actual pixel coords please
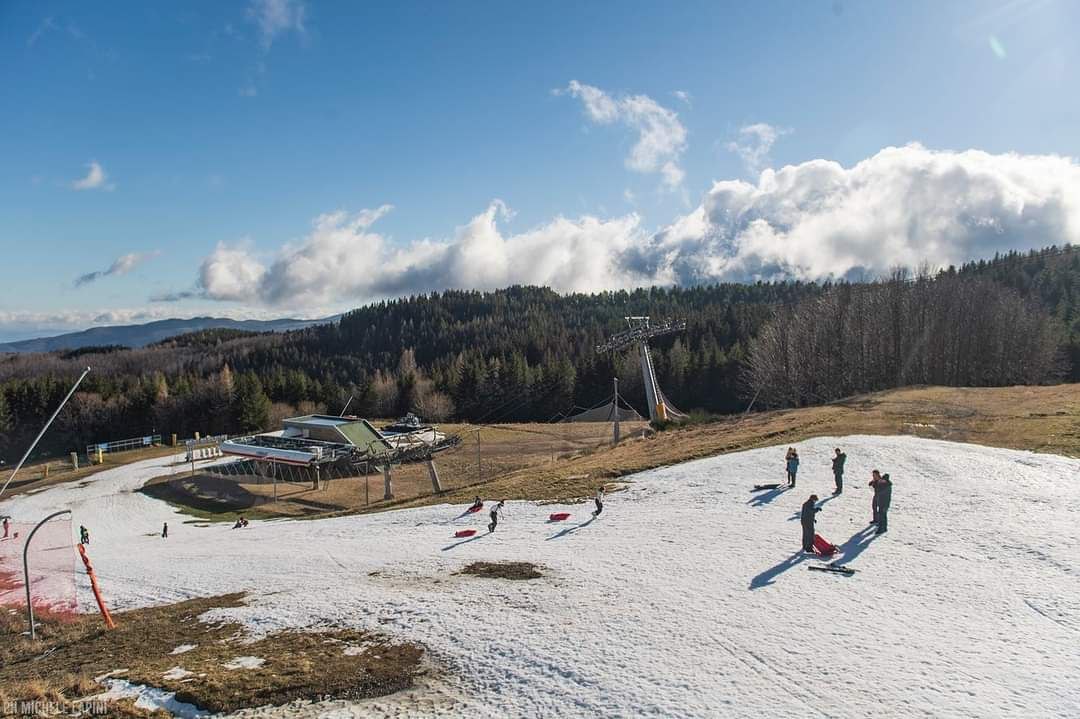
left=139, top=384, right=1080, bottom=521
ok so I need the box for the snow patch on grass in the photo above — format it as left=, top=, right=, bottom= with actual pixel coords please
left=162, top=666, right=194, bottom=680
left=170, top=643, right=197, bottom=654
left=223, top=655, right=265, bottom=670
left=95, top=678, right=208, bottom=718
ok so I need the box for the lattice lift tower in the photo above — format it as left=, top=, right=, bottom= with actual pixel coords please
left=596, top=316, right=688, bottom=423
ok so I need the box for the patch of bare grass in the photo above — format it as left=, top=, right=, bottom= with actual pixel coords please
left=0, top=593, right=424, bottom=715
left=459, top=561, right=543, bottom=580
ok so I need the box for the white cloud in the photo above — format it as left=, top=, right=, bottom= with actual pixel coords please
left=171, top=144, right=1080, bottom=309
left=725, top=123, right=789, bottom=175
left=559, top=81, right=688, bottom=190
left=650, top=143, right=1080, bottom=284
left=247, top=0, right=306, bottom=49
left=672, top=90, right=692, bottom=107
left=75, top=251, right=160, bottom=287
left=191, top=202, right=648, bottom=306
left=71, top=161, right=114, bottom=191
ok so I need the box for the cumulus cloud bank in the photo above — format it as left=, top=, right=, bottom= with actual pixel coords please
left=180, top=144, right=1080, bottom=307
left=75, top=251, right=159, bottom=287
left=559, top=81, right=688, bottom=189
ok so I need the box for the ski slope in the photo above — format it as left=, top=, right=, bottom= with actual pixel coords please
left=3, top=436, right=1079, bottom=718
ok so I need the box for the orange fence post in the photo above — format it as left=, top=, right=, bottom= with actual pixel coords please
left=76, top=543, right=116, bottom=630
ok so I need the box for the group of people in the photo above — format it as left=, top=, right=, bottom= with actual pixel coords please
left=232, top=516, right=250, bottom=530
left=794, top=446, right=894, bottom=554
left=472, top=486, right=605, bottom=534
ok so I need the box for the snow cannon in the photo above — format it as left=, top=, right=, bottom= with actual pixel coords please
left=548, top=512, right=571, bottom=522
left=454, top=529, right=478, bottom=538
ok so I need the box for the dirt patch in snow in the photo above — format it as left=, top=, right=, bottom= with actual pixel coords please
left=459, top=561, right=543, bottom=580
left=0, top=593, right=425, bottom=715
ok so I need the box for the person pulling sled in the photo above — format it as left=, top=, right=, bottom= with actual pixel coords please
left=470, top=496, right=483, bottom=511
left=801, top=494, right=821, bottom=553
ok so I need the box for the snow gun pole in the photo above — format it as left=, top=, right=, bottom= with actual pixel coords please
left=77, top=543, right=115, bottom=630
left=23, top=510, right=72, bottom=640
left=0, top=367, right=90, bottom=499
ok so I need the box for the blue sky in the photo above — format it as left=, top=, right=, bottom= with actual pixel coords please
left=2, top=0, right=1080, bottom=341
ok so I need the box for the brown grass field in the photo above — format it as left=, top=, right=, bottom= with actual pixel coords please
left=138, top=384, right=1080, bottom=522
left=0, top=594, right=424, bottom=716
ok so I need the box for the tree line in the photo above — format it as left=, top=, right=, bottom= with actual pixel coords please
left=0, top=245, right=1075, bottom=461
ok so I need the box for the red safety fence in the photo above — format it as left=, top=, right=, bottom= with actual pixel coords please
left=0, top=516, right=78, bottom=621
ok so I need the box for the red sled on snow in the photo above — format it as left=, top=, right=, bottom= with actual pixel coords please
left=454, top=529, right=478, bottom=538
left=813, top=534, right=838, bottom=557
left=548, top=512, right=571, bottom=522
left=465, top=504, right=483, bottom=513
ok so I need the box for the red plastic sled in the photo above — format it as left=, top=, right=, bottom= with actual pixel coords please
left=548, top=512, right=571, bottom=522
left=465, top=504, right=483, bottom=513
left=813, top=534, right=838, bottom=556
left=454, top=529, right=477, bottom=538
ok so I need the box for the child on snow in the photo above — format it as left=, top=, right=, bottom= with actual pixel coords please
left=470, top=496, right=483, bottom=511
left=79, top=524, right=89, bottom=545
left=592, top=487, right=605, bottom=517
left=786, top=448, right=800, bottom=487
left=161, top=522, right=168, bottom=539
left=488, top=500, right=505, bottom=533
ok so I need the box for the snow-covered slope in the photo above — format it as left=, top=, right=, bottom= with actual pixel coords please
left=3, top=436, right=1079, bottom=718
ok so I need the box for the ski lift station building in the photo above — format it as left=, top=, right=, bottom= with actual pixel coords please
left=220, top=415, right=392, bottom=467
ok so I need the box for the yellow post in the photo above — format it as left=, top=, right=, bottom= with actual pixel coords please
left=195, top=431, right=200, bottom=441
left=655, top=403, right=668, bottom=422
left=171, top=433, right=177, bottom=447
left=96, top=447, right=104, bottom=464
left=43, top=463, right=50, bottom=479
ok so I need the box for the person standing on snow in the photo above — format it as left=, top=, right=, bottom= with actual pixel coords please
left=488, top=500, right=505, bottom=533
left=592, top=486, right=605, bottom=517
left=801, top=494, right=821, bottom=553
left=79, top=524, right=89, bottom=545
left=3, top=516, right=11, bottom=539
left=786, top=448, right=800, bottom=487
left=869, top=469, right=883, bottom=524
left=873, top=473, right=893, bottom=534
left=161, top=522, right=168, bottom=539
left=832, top=448, right=847, bottom=494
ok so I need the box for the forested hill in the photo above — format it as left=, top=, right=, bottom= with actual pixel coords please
left=0, top=244, right=1076, bottom=460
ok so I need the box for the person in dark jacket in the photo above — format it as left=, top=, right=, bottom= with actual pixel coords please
left=786, top=448, right=800, bottom=487
left=869, top=470, right=882, bottom=523
left=161, top=522, right=168, bottom=539
left=801, top=494, right=821, bottom=552
left=592, top=486, right=605, bottom=517
left=79, top=524, right=89, bottom=545
left=488, top=500, right=505, bottom=533
left=831, top=448, right=846, bottom=494
left=873, top=473, right=893, bottom=534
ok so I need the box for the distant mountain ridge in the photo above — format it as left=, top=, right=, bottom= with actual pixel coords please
left=0, top=316, right=335, bottom=353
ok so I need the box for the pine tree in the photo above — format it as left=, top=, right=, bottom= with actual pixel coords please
left=233, top=371, right=271, bottom=433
